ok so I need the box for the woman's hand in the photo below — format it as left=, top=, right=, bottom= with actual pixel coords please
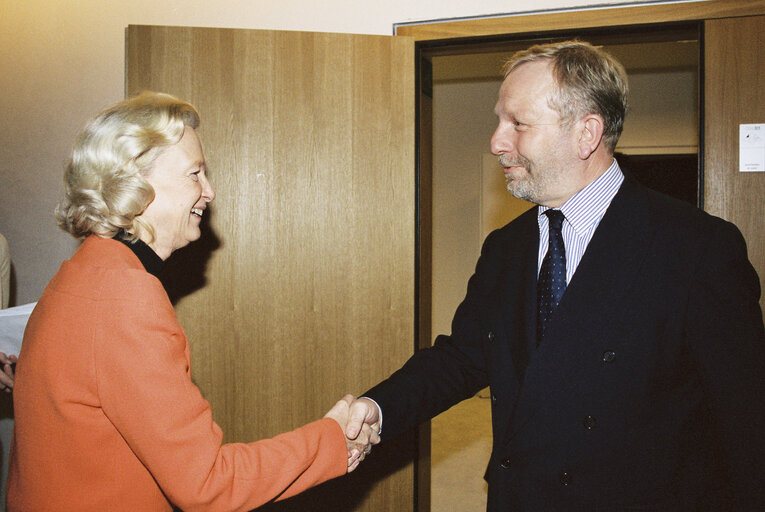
left=324, top=394, right=380, bottom=473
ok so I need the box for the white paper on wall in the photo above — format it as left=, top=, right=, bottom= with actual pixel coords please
left=740, top=124, right=765, bottom=172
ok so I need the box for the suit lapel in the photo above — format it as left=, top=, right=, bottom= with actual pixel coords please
left=504, top=179, right=660, bottom=442
left=486, top=209, right=538, bottom=445
left=499, top=209, right=540, bottom=384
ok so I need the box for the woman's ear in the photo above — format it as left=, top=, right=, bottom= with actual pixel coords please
left=577, top=114, right=605, bottom=160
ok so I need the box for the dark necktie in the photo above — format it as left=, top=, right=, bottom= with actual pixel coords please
left=537, top=209, right=567, bottom=344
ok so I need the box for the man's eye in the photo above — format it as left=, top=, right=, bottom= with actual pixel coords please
left=190, top=171, right=200, bottom=181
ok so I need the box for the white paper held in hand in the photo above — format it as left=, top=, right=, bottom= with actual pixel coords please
left=0, top=302, right=36, bottom=355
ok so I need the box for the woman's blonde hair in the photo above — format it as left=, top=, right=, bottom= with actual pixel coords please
left=55, top=91, right=200, bottom=240
left=502, top=40, right=629, bottom=153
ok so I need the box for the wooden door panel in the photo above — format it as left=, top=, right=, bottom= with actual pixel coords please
left=704, top=15, right=765, bottom=313
left=127, top=25, right=416, bottom=511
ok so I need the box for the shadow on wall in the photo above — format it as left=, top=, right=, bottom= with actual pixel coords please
left=160, top=215, right=221, bottom=306
left=258, top=431, right=418, bottom=512
left=8, top=266, right=16, bottom=309
left=614, top=153, right=698, bottom=206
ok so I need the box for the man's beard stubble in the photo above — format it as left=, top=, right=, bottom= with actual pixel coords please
left=498, top=154, right=539, bottom=203
left=498, top=152, right=570, bottom=206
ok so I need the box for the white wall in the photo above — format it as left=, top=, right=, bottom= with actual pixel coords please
left=0, top=0, right=659, bottom=305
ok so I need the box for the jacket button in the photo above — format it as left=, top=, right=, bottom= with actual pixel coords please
left=602, top=350, right=616, bottom=362
left=500, top=458, right=511, bottom=469
left=491, top=394, right=497, bottom=405
left=583, top=415, right=597, bottom=430
left=487, top=331, right=495, bottom=342
left=559, top=472, right=572, bottom=485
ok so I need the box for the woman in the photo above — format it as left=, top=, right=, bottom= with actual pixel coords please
left=1, top=233, right=19, bottom=392
left=7, top=92, right=374, bottom=511
left=0, top=233, right=10, bottom=309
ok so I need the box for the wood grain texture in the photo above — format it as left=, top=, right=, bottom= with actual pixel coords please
left=416, top=62, right=433, bottom=512
left=704, top=15, right=765, bottom=314
left=396, top=0, right=765, bottom=40
left=128, top=25, right=416, bottom=511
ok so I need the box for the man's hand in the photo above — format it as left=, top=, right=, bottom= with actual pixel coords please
left=345, top=397, right=381, bottom=461
left=324, top=395, right=380, bottom=472
left=345, top=397, right=380, bottom=439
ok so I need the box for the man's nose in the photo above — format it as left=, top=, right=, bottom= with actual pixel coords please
left=490, top=124, right=514, bottom=156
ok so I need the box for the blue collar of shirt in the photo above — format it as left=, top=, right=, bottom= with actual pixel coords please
left=538, top=159, right=624, bottom=237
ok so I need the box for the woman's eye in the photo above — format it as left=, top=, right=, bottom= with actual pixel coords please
left=190, top=172, right=200, bottom=181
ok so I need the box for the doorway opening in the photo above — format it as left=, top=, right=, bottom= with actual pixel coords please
left=419, top=23, right=701, bottom=511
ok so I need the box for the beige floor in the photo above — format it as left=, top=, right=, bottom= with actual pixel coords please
left=431, top=391, right=493, bottom=511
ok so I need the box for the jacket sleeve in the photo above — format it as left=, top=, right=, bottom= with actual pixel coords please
left=93, top=293, right=347, bottom=512
left=365, top=227, right=509, bottom=440
left=685, top=217, right=765, bottom=509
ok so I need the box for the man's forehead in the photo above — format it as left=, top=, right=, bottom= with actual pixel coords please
left=496, top=67, right=550, bottom=105
left=503, top=59, right=553, bottom=86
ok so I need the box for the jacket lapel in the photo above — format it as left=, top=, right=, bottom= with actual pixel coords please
left=504, top=179, right=660, bottom=442
left=485, top=209, right=538, bottom=444
left=499, top=210, right=540, bottom=384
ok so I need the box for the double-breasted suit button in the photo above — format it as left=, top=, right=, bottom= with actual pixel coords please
left=583, top=415, right=597, bottom=430
left=602, top=350, right=616, bottom=362
left=487, top=331, right=495, bottom=342
left=559, top=472, right=572, bottom=485
left=500, top=458, right=511, bottom=469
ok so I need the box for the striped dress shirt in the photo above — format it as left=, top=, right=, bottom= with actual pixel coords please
left=537, top=159, right=624, bottom=283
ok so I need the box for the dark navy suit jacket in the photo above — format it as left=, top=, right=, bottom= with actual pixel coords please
left=366, top=178, right=765, bottom=511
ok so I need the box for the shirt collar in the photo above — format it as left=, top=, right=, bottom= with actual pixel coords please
left=539, top=159, right=624, bottom=236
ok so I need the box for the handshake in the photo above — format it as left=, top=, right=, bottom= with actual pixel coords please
left=324, top=395, right=381, bottom=473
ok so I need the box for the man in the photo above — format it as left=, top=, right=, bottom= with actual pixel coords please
left=346, top=41, right=765, bottom=510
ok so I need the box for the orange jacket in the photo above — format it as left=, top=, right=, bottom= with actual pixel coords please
left=7, top=235, right=346, bottom=511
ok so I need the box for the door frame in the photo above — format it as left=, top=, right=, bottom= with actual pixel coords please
left=395, top=0, right=765, bottom=40
left=401, top=1, right=765, bottom=509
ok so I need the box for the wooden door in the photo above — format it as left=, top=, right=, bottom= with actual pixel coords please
left=127, top=26, right=416, bottom=511
left=704, top=15, right=765, bottom=314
